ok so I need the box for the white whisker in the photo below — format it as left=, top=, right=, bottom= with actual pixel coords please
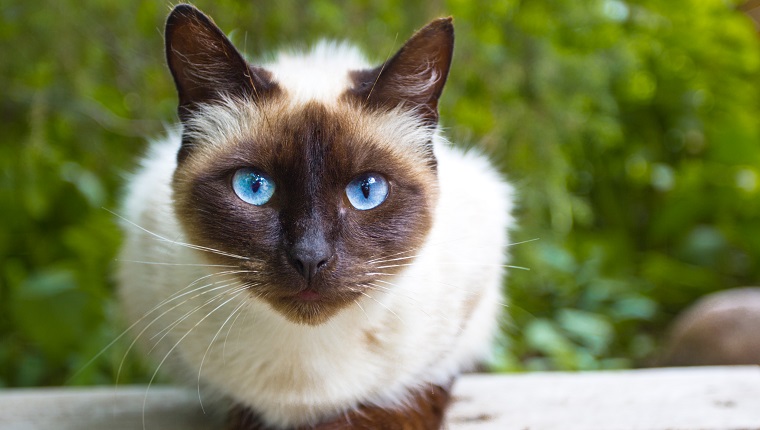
left=223, top=292, right=256, bottom=361
left=105, top=208, right=251, bottom=261
left=142, top=289, right=248, bottom=430
left=152, top=269, right=258, bottom=313
left=353, top=298, right=370, bottom=322
left=365, top=247, right=421, bottom=265
left=367, top=237, right=538, bottom=266
left=117, top=259, right=238, bottom=268
left=367, top=254, right=421, bottom=265
left=197, top=287, right=252, bottom=413
left=72, top=270, right=249, bottom=385
left=359, top=291, right=406, bottom=326
left=149, top=281, right=244, bottom=343
left=506, top=237, right=540, bottom=247
left=116, top=276, right=251, bottom=384
left=374, top=262, right=529, bottom=271
left=373, top=274, right=510, bottom=309
left=364, top=282, right=422, bottom=306
left=363, top=282, right=435, bottom=320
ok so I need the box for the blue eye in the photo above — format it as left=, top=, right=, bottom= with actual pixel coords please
left=346, top=173, right=389, bottom=210
left=232, top=168, right=275, bottom=206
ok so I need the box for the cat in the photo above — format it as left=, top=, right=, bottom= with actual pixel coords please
left=117, top=4, right=514, bottom=429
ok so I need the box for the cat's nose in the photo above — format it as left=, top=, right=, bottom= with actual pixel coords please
left=290, top=254, right=330, bottom=283
left=287, top=233, right=333, bottom=283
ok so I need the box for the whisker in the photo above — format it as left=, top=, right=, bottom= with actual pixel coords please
left=363, top=282, right=434, bottom=319
left=367, top=254, right=421, bottom=265
left=373, top=263, right=416, bottom=270
left=117, top=259, right=238, bottom=268
left=367, top=237, right=539, bottom=266
left=506, top=237, right=540, bottom=247
left=144, top=269, right=258, bottom=321
left=197, top=287, right=253, bottom=413
left=503, top=264, right=530, bottom=271
left=233, top=295, right=258, bottom=347
left=142, top=289, right=248, bottom=430
left=104, top=208, right=251, bottom=261
left=71, top=270, right=248, bottom=384
left=131, top=268, right=240, bottom=330
left=222, top=291, right=257, bottom=361
left=353, top=298, right=370, bottom=322
left=364, top=282, right=423, bottom=305
left=149, top=281, right=244, bottom=343
left=370, top=276, right=510, bottom=309
left=364, top=32, right=398, bottom=103
left=153, top=270, right=256, bottom=311
left=115, top=276, right=250, bottom=384
left=373, top=262, right=529, bottom=271
left=366, top=247, right=421, bottom=265
left=359, top=291, right=406, bottom=326
left=361, top=282, right=470, bottom=333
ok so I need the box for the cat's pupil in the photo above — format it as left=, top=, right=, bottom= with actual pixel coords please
left=251, top=180, right=261, bottom=193
left=361, top=180, right=371, bottom=199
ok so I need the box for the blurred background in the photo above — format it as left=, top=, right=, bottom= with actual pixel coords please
left=2, top=0, right=760, bottom=387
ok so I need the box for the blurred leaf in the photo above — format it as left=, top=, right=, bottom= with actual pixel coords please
left=16, top=269, right=77, bottom=299
left=557, top=309, right=613, bottom=356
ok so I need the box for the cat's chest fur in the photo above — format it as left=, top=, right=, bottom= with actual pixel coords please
left=118, top=5, right=513, bottom=429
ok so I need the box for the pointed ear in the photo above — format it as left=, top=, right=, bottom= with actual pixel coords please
left=348, top=18, right=454, bottom=125
left=165, top=4, right=277, bottom=121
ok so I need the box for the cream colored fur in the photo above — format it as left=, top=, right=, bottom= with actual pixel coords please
left=118, top=44, right=514, bottom=428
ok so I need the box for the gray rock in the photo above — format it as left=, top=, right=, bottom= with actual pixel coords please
left=662, top=287, right=760, bottom=366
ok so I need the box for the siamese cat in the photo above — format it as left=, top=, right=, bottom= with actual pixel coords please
left=118, top=4, right=514, bottom=429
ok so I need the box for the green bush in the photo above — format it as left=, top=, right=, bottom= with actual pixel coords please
left=1, top=0, right=759, bottom=385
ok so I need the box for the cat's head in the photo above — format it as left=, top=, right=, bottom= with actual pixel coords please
left=165, top=4, right=453, bottom=325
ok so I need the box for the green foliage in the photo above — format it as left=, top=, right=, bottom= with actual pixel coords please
left=1, top=0, right=759, bottom=385
left=488, top=0, right=760, bottom=371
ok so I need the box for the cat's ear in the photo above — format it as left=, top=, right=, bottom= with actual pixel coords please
left=165, top=4, right=276, bottom=121
left=348, top=18, right=454, bottom=125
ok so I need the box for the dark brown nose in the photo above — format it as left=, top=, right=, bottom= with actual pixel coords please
left=287, top=231, right=333, bottom=283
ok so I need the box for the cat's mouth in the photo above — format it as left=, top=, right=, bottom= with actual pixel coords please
left=294, top=288, right=322, bottom=302
left=260, top=284, right=363, bottom=325
left=235, top=260, right=367, bottom=324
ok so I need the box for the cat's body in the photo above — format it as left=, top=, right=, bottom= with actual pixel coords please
left=118, top=5, right=513, bottom=429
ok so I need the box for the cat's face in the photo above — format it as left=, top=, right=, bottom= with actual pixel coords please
left=165, top=5, right=452, bottom=325
left=172, top=100, right=440, bottom=325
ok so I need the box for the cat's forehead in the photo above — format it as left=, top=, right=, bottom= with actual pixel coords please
left=181, top=96, right=436, bottom=171
left=263, top=41, right=371, bottom=105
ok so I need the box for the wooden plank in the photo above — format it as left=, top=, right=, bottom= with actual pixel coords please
left=448, top=366, right=760, bottom=430
left=0, top=386, right=223, bottom=430
left=1, top=366, right=759, bottom=429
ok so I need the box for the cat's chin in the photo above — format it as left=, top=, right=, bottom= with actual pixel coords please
left=262, top=288, right=361, bottom=326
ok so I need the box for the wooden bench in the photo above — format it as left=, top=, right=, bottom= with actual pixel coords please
left=2, top=366, right=758, bottom=429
